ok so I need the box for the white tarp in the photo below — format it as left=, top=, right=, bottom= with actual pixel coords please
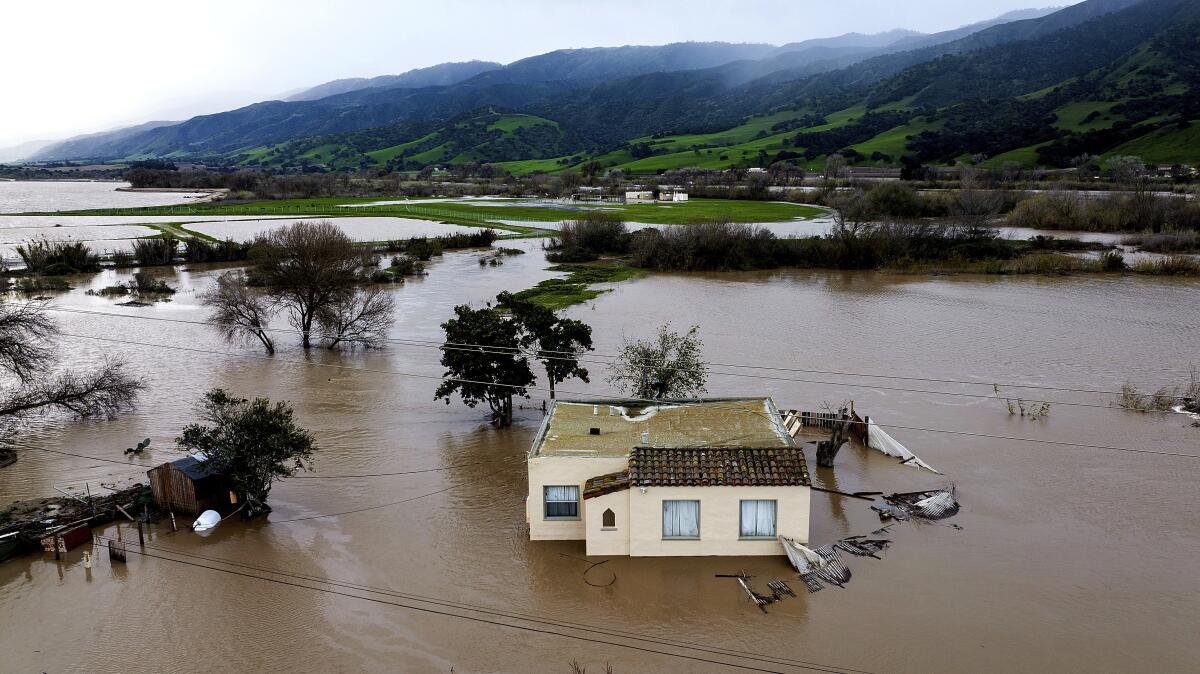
left=867, top=421, right=941, bottom=474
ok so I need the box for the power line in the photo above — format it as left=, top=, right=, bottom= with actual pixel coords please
left=29, top=306, right=1187, bottom=412
left=55, top=330, right=1200, bottom=461
left=93, top=534, right=865, bottom=674
left=35, top=304, right=1197, bottom=400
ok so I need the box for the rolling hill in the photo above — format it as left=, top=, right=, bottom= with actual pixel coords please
left=28, top=0, right=1200, bottom=170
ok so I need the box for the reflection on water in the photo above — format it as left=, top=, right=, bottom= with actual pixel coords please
left=2, top=234, right=1199, bottom=672
left=0, top=181, right=210, bottom=213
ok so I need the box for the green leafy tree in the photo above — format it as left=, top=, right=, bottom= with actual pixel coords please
left=497, top=292, right=593, bottom=399
left=435, top=303, right=534, bottom=427
left=607, top=324, right=708, bottom=400
left=177, top=389, right=316, bottom=516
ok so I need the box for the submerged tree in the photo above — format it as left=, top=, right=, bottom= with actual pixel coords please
left=435, top=303, right=534, bottom=427
left=607, top=324, right=708, bottom=400
left=177, top=388, right=315, bottom=517
left=200, top=271, right=277, bottom=354
left=0, top=299, right=143, bottom=464
left=315, top=286, right=396, bottom=350
left=249, top=220, right=373, bottom=348
left=497, top=292, right=593, bottom=399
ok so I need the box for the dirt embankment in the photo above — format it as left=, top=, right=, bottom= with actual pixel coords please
left=115, top=187, right=230, bottom=203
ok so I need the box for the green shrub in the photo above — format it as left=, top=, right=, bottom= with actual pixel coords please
left=15, top=237, right=98, bottom=273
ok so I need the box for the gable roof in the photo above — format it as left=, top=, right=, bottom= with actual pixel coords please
left=629, top=447, right=810, bottom=488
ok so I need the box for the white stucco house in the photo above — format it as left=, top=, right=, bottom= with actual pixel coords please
left=526, top=398, right=811, bottom=557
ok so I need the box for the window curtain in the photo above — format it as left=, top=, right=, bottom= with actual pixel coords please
left=662, top=500, right=700, bottom=538
left=740, top=500, right=777, bottom=537
left=544, top=486, right=579, bottom=517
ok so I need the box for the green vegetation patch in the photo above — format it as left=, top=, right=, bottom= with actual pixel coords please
left=511, top=264, right=641, bottom=310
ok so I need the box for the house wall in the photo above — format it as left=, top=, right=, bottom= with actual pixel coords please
left=583, top=490, right=630, bottom=556
left=628, top=485, right=809, bottom=557
left=527, top=455, right=629, bottom=540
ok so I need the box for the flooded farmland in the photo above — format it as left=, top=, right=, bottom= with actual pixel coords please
left=1, top=186, right=1199, bottom=673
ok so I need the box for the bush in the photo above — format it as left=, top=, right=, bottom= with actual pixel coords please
left=1121, top=233, right=1200, bottom=253
left=15, top=237, right=98, bottom=273
left=184, top=238, right=253, bottom=263
left=132, top=237, right=178, bottom=266
left=629, top=222, right=780, bottom=271
left=1131, top=255, right=1200, bottom=275
left=388, top=255, right=425, bottom=276
left=131, top=272, right=176, bottom=294
left=549, top=212, right=629, bottom=256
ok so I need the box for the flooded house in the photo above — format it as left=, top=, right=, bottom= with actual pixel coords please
left=526, top=398, right=810, bottom=556
left=146, top=455, right=234, bottom=517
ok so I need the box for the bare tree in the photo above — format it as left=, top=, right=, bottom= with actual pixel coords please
left=607, top=324, right=707, bottom=400
left=200, top=271, right=277, bottom=354
left=953, top=167, right=1002, bottom=240
left=0, top=298, right=57, bottom=381
left=316, top=286, right=396, bottom=350
left=0, top=299, right=143, bottom=463
left=250, top=221, right=370, bottom=348
left=824, top=153, right=847, bottom=181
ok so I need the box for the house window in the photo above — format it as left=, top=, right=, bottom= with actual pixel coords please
left=739, top=500, right=777, bottom=538
left=662, top=500, right=700, bottom=539
left=602, top=508, right=616, bottom=528
left=543, top=486, right=579, bottom=519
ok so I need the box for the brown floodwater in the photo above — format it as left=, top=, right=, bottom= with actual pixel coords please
left=2, top=236, right=1199, bottom=673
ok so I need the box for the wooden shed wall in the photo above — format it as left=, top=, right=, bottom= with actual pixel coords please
left=148, top=465, right=201, bottom=516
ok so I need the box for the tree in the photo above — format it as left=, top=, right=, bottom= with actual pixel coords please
left=824, top=153, right=847, bottom=181
left=248, top=221, right=379, bottom=348
left=200, top=271, right=277, bottom=354
left=315, top=286, right=395, bottom=350
left=0, top=299, right=143, bottom=464
left=435, top=303, right=534, bottom=427
left=177, top=388, right=315, bottom=517
left=607, top=324, right=707, bottom=400
left=497, top=292, right=593, bottom=400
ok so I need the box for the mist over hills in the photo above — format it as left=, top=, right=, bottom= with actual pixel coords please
left=28, top=1, right=1198, bottom=170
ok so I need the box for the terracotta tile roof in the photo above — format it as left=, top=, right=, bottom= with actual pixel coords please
left=628, top=447, right=810, bottom=488
left=583, top=470, right=631, bottom=499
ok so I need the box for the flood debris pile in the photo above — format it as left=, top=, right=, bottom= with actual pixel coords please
left=872, top=486, right=960, bottom=522
left=778, top=529, right=893, bottom=595
left=721, top=573, right=800, bottom=613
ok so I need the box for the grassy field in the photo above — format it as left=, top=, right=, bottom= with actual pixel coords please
left=850, top=117, right=941, bottom=159
left=1104, top=120, right=1200, bottom=164
left=1052, top=101, right=1124, bottom=132
left=25, top=197, right=826, bottom=229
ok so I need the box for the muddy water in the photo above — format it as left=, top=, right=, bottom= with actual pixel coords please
left=2, top=237, right=1200, bottom=672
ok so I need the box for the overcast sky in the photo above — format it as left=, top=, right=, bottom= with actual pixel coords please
left=0, top=0, right=1075, bottom=148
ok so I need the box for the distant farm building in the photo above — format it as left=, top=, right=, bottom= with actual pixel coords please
left=624, top=190, right=655, bottom=203
left=526, top=397, right=810, bottom=557
left=147, top=455, right=234, bottom=516
left=658, top=187, right=689, bottom=202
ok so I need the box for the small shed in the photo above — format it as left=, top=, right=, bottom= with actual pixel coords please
left=147, top=456, right=233, bottom=516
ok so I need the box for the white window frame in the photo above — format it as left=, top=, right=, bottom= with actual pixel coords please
left=739, top=499, right=778, bottom=539
left=543, top=485, right=580, bottom=520
left=662, top=500, right=701, bottom=540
